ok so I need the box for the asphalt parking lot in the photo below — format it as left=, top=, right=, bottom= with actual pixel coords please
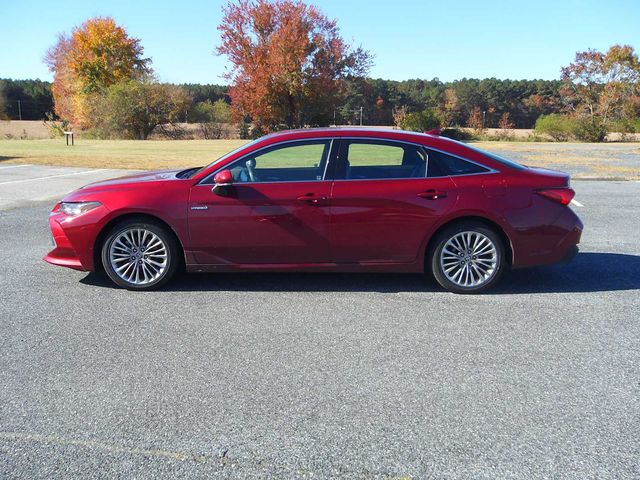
left=0, top=164, right=139, bottom=210
left=1, top=174, right=639, bottom=478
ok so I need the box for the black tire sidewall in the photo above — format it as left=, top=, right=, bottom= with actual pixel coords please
left=101, top=220, right=179, bottom=290
left=430, top=223, right=505, bottom=294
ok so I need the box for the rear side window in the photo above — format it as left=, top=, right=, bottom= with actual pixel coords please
left=427, top=149, right=490, bottom=177
left=338, top=140, right=426, bottom=180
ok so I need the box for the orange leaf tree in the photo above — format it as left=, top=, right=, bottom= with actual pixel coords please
left=45, top=17, right=151, bottom=127
left=217, top=0, right=371, bottom=132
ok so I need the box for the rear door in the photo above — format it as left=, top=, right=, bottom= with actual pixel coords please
left=329, top=138, right=457, bottom=264
left=188, top=139, right=335, bottom=265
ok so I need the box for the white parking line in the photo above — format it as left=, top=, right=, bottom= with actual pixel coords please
left=0, top=164, right=33, bottom=170
left=0, top=169, right=108, bottom=186
left=571, top=199, right=584, bottom=207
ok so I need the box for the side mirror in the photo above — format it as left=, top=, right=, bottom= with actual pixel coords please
left=212, top=170, right=233, bottom=195
left=213, top=169, right=233, bottom=186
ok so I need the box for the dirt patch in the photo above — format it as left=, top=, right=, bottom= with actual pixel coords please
left=0, top=120, right=51, bottom=139
left=472, top=141, right=640, bottom=180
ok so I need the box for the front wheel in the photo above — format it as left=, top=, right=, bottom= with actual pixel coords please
left=430, top=223, right=506, bottom=294
left=101, top=219, right=179, bottom=290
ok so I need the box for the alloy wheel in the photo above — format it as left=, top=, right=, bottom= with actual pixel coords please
left=439, top=231, right=498, bottom=288
left=109, top=228, right=168, bottom=286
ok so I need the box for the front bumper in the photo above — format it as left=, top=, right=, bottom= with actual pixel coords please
left=44, top=213, right=87, bottom=270
left=43, top=204, right=109, bottom=271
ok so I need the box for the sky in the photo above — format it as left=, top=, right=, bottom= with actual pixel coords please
left=0, top=0, right=638, bottom=84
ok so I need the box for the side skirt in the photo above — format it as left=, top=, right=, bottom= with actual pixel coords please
left=186, top=261, right=423, bottom=274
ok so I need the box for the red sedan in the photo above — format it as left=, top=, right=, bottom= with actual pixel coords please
left=45, top=128, right=583, bottom=293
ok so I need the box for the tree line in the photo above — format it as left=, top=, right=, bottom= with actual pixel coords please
left=0, top=76, right=565, bottom=128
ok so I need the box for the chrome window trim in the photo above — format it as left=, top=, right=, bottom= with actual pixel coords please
left=198, top=137, right=334, bottom=185
left=333, top=138, right=499, bottom=182
left=197, top=135, right=500, bottom=186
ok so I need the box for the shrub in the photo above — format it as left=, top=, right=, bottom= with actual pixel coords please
left=609, top=118, right=637, bottom=134
left=93, top=79, right=191, bottom=139
left=399, top=109, right=441, bottom=132
left=439, top=127, right=472, bottom=141
left=572, top=117, right=607, bottom=142
left=492, top=130, right=515, bottom=141
left=43, top=112, right=70, bottom=138
left=534, top=114, right=574, bottom=141
left=238, top=121, right=251, bottom=139
left=192, top=100, right=232, bottom=139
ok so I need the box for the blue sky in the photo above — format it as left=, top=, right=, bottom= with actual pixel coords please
left=1, top=0, right=638, bottom=84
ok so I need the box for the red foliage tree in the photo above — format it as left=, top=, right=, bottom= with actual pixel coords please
left=217, top=0, right=370, bottom=131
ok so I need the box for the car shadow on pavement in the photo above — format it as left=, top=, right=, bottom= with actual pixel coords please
left=491, top=252, right=640, bottom=294
left=80, top=252, right=640, bottom=294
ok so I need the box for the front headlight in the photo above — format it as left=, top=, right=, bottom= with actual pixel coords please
left=59, top=201, right=102, bottom=216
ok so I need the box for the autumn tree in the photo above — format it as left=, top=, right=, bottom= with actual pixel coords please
left=561, top=44, right=640, bottom=139
left=498, top=112, right=514, bottom=130
left=217, top=0, right=371, bottom=132
left=45, top=17, right=151, bottom=127
left=466, top=106, right=484, bottom=132
left=439, top=88, right=460, bottom=127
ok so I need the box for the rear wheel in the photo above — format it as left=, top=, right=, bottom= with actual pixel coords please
left=101, top=219, right=179, bottom=290
left=430, top=222, right=505, bottom=294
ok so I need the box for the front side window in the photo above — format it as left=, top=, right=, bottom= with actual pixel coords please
left=338, top=140, right=427, bottom=180
left=227, top=140, right=331, bottom=183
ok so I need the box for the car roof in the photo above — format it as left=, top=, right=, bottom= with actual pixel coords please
left=257, top=127, right=466, bottom=152
left=262, top=127, right=435, bottom=140
left=193, top=127, right=513, bottom=182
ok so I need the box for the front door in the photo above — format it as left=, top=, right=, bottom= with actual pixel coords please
left=329, top=138, right=458, bottom=264
left=188, top=139, right=334, bottom=265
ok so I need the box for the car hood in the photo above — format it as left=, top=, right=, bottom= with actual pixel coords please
left=80, top=169, right=184, bottom=189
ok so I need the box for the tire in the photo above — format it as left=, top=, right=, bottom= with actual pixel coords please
left=101, top=219, right=179, bottom=290
left=429, top=222, right=506, bottom=294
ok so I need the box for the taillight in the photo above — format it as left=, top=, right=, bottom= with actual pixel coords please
left=536, top=188, right=575, bottom=205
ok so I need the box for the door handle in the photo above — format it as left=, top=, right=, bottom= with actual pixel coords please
left=418, top=189, right=447, bottom=200
left=296, top=193, right=327, bottom=205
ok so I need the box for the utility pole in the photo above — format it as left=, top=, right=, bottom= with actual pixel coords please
left=18, top=100, right=22, bottom=121
left=360, top=106, right=363, bottom=126
left=482, top=110, right=486, bottom=129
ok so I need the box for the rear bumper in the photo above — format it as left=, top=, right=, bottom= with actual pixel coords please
left=511, top=205, right=583, bottom=269
left=561, top=244, right=579, bottom=264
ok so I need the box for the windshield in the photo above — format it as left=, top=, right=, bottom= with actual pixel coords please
left=186, top=139, right=259, bottom=178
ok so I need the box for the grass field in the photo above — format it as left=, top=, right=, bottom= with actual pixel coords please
left=0, top=139, right=248, bottom=170
left=0, top=138, right=638, bottom=179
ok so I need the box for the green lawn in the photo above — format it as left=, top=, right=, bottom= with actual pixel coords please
left=0, top=139, right=248, bottom=170
left=0, top=138, right=638, bottom=179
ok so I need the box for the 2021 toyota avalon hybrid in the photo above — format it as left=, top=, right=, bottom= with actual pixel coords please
left=44, top=128, right=583, bottom=293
